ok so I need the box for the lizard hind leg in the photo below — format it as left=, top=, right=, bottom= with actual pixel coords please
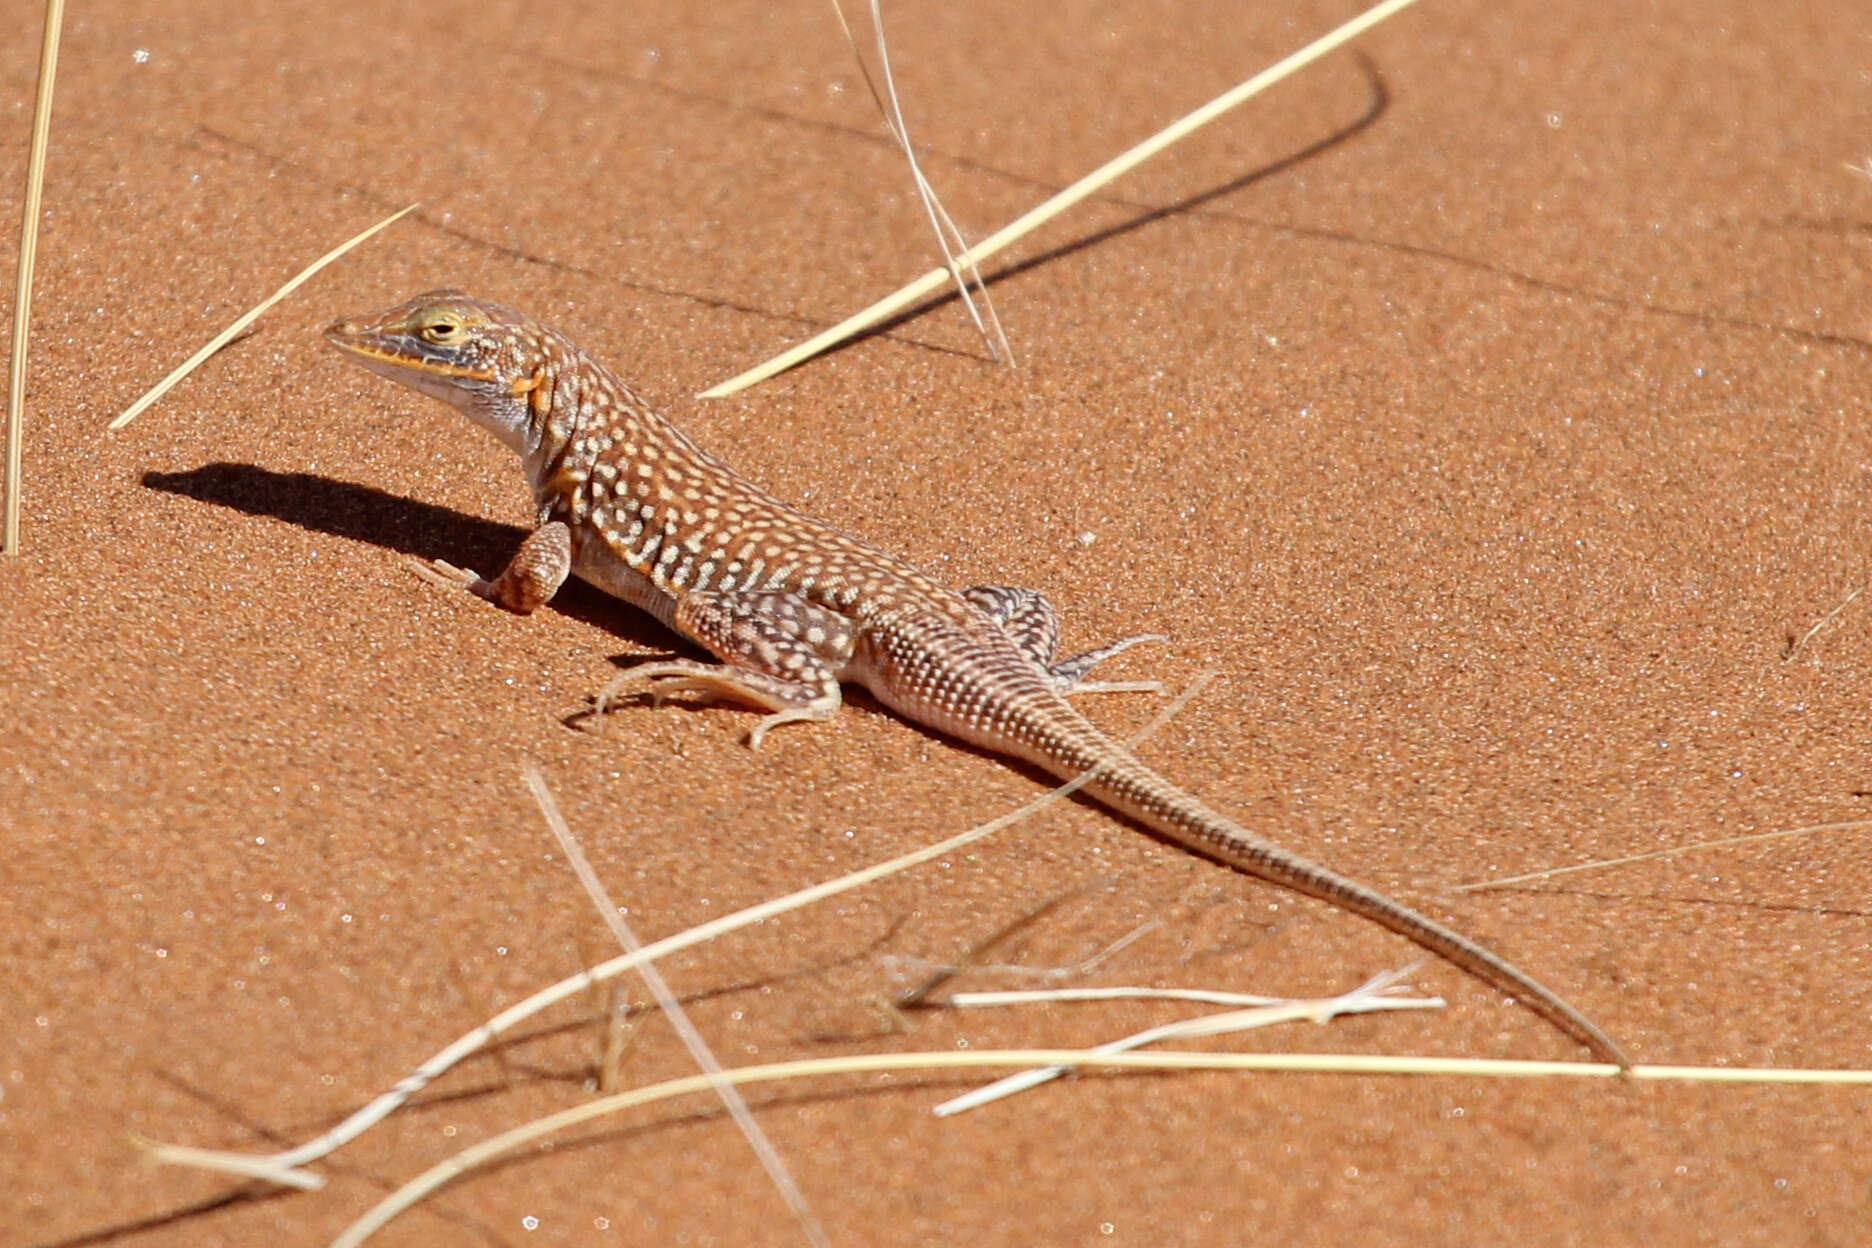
left=599, top=590, right=853, bottom=749
left=962, top=584, right=1167, bottom=696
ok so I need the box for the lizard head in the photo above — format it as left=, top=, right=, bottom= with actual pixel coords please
left=325, top=290, right=551, bottom=453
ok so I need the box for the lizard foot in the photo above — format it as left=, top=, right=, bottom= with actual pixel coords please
left=595, top=659, right=842, bottom=748
left=406, top=555, right=490, bottom=596
left=597, top=661, right=736, bottom=716
left=1053, top=633, right=1170, bottom=697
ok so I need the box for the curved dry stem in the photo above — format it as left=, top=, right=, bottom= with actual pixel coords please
left=828, top=0, right=1011, bottom=364
left=701, top=0, right=1424, bottom=398
left=329, top=1047, right=1872, bottom=1246
left=142, top=674, right=1217, bottom=1185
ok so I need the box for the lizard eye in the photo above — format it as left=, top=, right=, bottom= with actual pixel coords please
left=419, top=318, right=464, bottom=344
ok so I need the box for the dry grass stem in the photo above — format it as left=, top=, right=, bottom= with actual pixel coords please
left=946, top=982, right=1418, bottom=1009
left=129, top=1135, right=324, bottom=1191
left=828, top=0, right=1011, bottom=364
left=3, top=0, right=67, bottom=556
left=1458, top=818, right=1872, bottom=893
left=524, top=766, right=831, bottom=1248
left=142, top=674, right=1216, bottom=1186
left=597, top=981, right=633, bottom=1095
left=328, top=1047, right=1872, bottom=1246
left=935, top=967, right=1441, bottom=1115
left=107, top=202, right=420, bottom=431
left=1784, top=583, right=1864, bottom=661
left=701, top=0, right=1424, bottom=398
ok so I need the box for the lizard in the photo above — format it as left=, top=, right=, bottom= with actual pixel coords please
left=324, top=290, right=1628, bottom=1067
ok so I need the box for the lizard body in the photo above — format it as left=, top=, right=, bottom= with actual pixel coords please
left=325, top=290, right=1626, bottom=1066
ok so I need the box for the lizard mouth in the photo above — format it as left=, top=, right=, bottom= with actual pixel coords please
left=322, top=320, right=496, bottom=382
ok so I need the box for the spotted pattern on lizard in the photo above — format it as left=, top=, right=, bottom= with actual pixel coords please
left=324, top=290, right=1629, bottom=1066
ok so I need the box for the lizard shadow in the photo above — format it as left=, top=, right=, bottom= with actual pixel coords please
left=140, top=468, right=1225, bottom=834
left=141, top=462, right=673, bottom=651
left=142, top=464, right=921, bottom=735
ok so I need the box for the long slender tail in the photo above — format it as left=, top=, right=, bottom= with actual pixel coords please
left=877, top=619, right=1627, bottom=1066
left=1030, top=702, right=1629, bottom=1066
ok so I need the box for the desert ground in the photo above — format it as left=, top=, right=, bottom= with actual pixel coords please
left=5, top=1, right=1872, bottom=1244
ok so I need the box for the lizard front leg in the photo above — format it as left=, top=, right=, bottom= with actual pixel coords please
left=599, top=590, right=855, bottom=748
left=962, top=584, right=1166, bottom=695
left=409, top=520, right=572, bottom=615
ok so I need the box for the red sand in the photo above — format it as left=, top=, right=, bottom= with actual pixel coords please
left=5, top=1, right=1871, bottom=1243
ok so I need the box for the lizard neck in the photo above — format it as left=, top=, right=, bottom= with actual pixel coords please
left=513, top=346, right=679, bottom=529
